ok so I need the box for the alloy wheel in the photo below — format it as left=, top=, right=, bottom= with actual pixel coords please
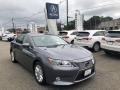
left=35, top=65, right=43, bottom=83
left=93, top=43, right=100, bottom=52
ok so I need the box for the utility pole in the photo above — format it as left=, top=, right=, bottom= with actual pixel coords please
left=66, top=0, right=68, bottom=27
left=26, top=24, right=29, bottom=30
left=12, top=18, right=15, bottom=33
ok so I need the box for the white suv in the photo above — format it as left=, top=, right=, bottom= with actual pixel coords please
left=101, top=30, right=120, bottom=54
left=2, top=32, right=16, bottom=41
left=59, top=30, right=80, bottom=44
left=74, top=30, right=106, bottom=52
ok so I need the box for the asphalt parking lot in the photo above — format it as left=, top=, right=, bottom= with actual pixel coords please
left=0, top=41, right=120, bottom=90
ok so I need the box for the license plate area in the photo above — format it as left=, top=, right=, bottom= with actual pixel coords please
left=84, top=69, right=91, bottom=76
left=107, top=41, right=113, bottom=45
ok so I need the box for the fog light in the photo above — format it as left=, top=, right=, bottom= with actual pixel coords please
left=56, top=77, right=61, bottom=81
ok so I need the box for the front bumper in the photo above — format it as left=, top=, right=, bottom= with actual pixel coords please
left=45, top=61, right=95, bottom=85
left=52, top=67, right=95, bottom=85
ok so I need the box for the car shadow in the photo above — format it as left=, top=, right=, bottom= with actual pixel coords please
left=103, top=53, right=120, bottom=60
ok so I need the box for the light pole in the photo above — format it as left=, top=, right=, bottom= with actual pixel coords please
left=66, top=0, right=68, bottom=27
left=12, top=18, right=15, bottom=33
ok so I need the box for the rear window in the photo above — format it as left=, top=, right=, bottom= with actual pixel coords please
left=59, top=32, right=68, bottom=36
left=77, top=32, right=90, bottom=37
left=106, top=31, right=120, bottom=38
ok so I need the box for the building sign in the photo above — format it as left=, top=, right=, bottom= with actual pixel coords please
left=46, top=3, right=59, bottom=19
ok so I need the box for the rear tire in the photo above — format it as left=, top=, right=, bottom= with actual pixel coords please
left=93, top=43, right=100, bottom=52
left=34, top=62, right=46, bottom=85
left=0, top=36, right=2, bottom=40
left=71, top=40, right=74, bottom=44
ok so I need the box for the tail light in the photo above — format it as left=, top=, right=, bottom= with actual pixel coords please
left=116, top=39, right=120, bottom=43
left=64, top=36, right=69, bottom=38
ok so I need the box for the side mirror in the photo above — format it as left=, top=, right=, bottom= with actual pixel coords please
left=8, top=38, right=14, bottom=42
left=22, top=43, right=30, bottom=48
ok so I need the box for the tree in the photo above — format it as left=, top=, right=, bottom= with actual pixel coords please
left=63, top=16, right=113, bottom=30
left=64, top=20, right=75, bottom=30
left=84, top=16, right=113, bottom=30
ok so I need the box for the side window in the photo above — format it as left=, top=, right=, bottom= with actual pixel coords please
left=23, top=36, right=30, bottom=44
left=71, top=32, right=78, bottom=35
left=93, top=31, right=105, bottom=36
left=16, top=35, right=25, bottom=44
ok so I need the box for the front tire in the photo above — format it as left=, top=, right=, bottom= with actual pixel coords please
left=93, top=43, right=100, bottom=52
left=0, top=36, right=2, bottom=40
left=71, top=40, right=74, bottom=44
left=10, top=51, right=17, bottom=63
left=34, top=62, right=46, bottom=85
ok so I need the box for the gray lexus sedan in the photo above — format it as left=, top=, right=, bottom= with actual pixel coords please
left=10, top=33, right=95, bottom=85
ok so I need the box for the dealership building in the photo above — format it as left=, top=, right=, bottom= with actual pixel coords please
left=98, top=18, right=120, bottom=30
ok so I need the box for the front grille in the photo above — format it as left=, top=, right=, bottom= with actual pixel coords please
left=74, top=60, right=93, bottom=70
left=75, top=67, right=95, bottom=81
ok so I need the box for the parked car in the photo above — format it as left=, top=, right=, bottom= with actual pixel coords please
left=74, top=30, right=106, bottom=52
left=10, top=33, right=95, bottom=85
left=101, top=30, right=120, bottom=54
left=2, top=32, right=16, bottom=41
left=59, top=30, right=80, bottom=44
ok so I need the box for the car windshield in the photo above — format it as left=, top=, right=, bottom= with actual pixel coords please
left=32, top=35, right=68, bottom=47
left=59, top=32, right=68, bottom=36
left=77, top=32, right=90, bottom=37
left=106, top=31, right=120, bottom=38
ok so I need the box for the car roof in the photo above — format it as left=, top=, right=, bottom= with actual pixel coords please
left=75, top=30, right=106, bottom=36
left=59, top=30, right=80, bottom=33
left=60, top=30, right=76, bottom=31
left=60, top=30, right=105, bottom=32
left=85, top=30, right=105, bottom=32
left=107, top=30, right=120, bottom=32
left=78, top=30, right=105, bottom=34
left=25, top=33, right=57, bottom=37
left=59, top=30, right=85, bottom=35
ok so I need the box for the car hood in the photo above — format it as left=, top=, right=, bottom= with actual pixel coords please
left=36, top=45, right=92, bottom=60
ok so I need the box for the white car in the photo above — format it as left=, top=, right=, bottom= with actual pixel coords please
left=59, top=30, right=80, bottom=44
left=101, top=30, right=120, bottom=54
left=2, top=32, right=16, bottom=41
left=74, top=30, right=106, bottom=52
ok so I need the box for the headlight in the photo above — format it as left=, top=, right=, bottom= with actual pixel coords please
left=91, top=56, right=95, bottom=64
left=48, top=58, right=73, bottom=67
left=92, top=59, right=94, bottom=64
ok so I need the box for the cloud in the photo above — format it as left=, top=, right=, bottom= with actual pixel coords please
left=0, top=0, right=120, bottom=28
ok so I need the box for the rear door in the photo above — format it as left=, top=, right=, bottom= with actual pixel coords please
left=21, top=35, right=35, bottom=70
left=92, top=31, right=105, bottom=42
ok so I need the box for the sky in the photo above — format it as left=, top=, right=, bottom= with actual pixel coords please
left=0, top=0, right=120, bottom=28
